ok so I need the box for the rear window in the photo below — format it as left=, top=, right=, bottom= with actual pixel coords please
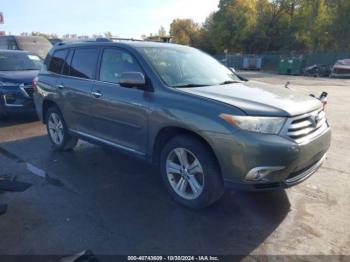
left=48, top=49, right=68, bottom=74
left=70, top=48, right=99, bottom=79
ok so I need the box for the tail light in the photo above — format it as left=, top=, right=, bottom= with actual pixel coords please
left=32, top=77, right=38, bottom=92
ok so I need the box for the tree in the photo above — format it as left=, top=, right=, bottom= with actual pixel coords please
left=210, top=0, right=257, bottom=52
left=160, top=0, right=349, bottom=54
left=295, top=0, right=331, bottom=52
left=169, top=19, right=200, bottom=45
left=327, top=0, right=350, bottom=50
left=31, top=32, right=58, bottom=39
left=104, top=31, right=113, bottom=38
left=158, top=26, right=167, bottom=37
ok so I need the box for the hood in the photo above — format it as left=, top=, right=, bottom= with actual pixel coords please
left=0, top=70, right=39, bottom=84
left=179, top=81, right=322, bottom=117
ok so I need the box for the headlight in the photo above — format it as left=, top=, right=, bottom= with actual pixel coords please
left=220, top=114, right=286, bottom=134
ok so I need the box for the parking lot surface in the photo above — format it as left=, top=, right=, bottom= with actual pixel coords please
left=0, top=72, right=349, bottom=256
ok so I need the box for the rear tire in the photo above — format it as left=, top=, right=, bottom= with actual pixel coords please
left=160, top=134, right=224, bottom=209
left=46, top=106, right=78, bottom=151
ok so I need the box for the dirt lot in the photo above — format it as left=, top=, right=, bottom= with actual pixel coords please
left=0, top=72, right=349, bottom=256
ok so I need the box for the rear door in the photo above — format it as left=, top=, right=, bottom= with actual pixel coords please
left=90, top=47, right=151, bottom=155
left=57, top=47, right=100, bottom=134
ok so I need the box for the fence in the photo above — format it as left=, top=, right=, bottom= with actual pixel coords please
left=214, top=51, right=350, bottom=72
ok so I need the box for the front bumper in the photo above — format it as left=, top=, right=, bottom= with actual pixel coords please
left=0, top=86, right=35, bottom=115
left=204, top=125, right=331, bottom=190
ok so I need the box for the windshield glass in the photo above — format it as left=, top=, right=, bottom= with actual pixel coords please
left=0, top=52, right=43, bottom=71
left=138, top=46, right=240, bottom=87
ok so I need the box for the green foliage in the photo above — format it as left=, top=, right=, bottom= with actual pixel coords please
left=168, top=0, right=350, bottom=53
left=169, top=19, right=201, bottom=45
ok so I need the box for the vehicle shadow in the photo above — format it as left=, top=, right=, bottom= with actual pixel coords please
left=0, top=135, right=290, bottom=255
left=0, top=113, right=38, bottom=128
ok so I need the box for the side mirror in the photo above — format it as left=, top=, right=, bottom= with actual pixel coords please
left=119, top=72, right=146, bottom=88
left=236, top=74, right=248, bottom=82
left=230, top=67, right=237, bottom=73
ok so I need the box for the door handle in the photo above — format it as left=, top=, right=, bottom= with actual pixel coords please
left=56, top=84, right=65, bottom=89
left=91, top=90, right=102, bottom=98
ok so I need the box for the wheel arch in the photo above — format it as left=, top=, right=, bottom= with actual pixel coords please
left=42, top=99, right=60, bottom=124
left=151, top=126, right=221, bottom=173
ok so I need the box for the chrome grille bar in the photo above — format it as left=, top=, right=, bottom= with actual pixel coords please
left=282, top=109, right=329, bottom=144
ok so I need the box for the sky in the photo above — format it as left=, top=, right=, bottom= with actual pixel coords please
left=0, top=0, right=219, bottom=38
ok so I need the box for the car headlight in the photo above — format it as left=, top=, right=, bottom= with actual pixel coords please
left=220, top=114, right=286, bottom=134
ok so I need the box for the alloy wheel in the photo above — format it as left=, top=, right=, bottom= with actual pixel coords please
left=166, top=148, right=205, bottom=200
left=48, top=113, right=64, bottom=145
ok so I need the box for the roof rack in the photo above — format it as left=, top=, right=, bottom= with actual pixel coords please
left=55, top=38, right=111, bottom=46
left=110, top=37, right=144, bottom=42
left=55, top=36, right=172, bottom=46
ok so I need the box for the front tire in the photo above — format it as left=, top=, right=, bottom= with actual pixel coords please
left=160, top=135, right=224, bottom=209
left=46, top=106, right=78, bottom=151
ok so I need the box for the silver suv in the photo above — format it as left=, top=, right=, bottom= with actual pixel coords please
left=33, top=40, right=331, bottom=209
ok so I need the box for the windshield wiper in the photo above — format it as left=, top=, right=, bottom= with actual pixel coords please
left=219, top=80, right=240, bottom=85
left=171, top=84, right=210, bottom=88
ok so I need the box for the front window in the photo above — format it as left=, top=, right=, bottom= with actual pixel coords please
left=99, top=48, right=143, bottom=84
left=0, top=52, right=43, bottom=71
left=138, top=46, right=240, bottom=87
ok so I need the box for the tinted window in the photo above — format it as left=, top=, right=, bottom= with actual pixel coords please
left=48, top=49, right=68, bottom=74
left=62, top=50, right=73, bottom=76
left=70, top=48, right=99, bottom=79
left=44, top=54, right=51, bottom=68
left=0, top=37, right=18, bottom=50
left=0, top=37, right=7, bottom=49
left=99, top=48, right=142, bottom=84
left=7, top=39, right=19, bottom=50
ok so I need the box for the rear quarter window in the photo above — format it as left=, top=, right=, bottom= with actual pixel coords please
left=48, top=49, right=68, bottom=74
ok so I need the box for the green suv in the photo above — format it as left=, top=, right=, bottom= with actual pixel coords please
left=33, top=40, right=331, bottom=209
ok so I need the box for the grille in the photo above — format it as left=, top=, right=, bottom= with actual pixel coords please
left=286, top=109, right=327, bottom=143
left=23, top=86, right=34, bottom=97
left=21, top=85, right=34, bottom=98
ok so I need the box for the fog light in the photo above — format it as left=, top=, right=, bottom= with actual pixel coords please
left=245, top=166, right=285, bottom=182
left=4, top=94, right=16, bottom=104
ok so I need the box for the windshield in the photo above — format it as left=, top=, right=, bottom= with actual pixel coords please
left=0, top=52, right=43, bottom=71
left=138, top=46, right=240, bottom=87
